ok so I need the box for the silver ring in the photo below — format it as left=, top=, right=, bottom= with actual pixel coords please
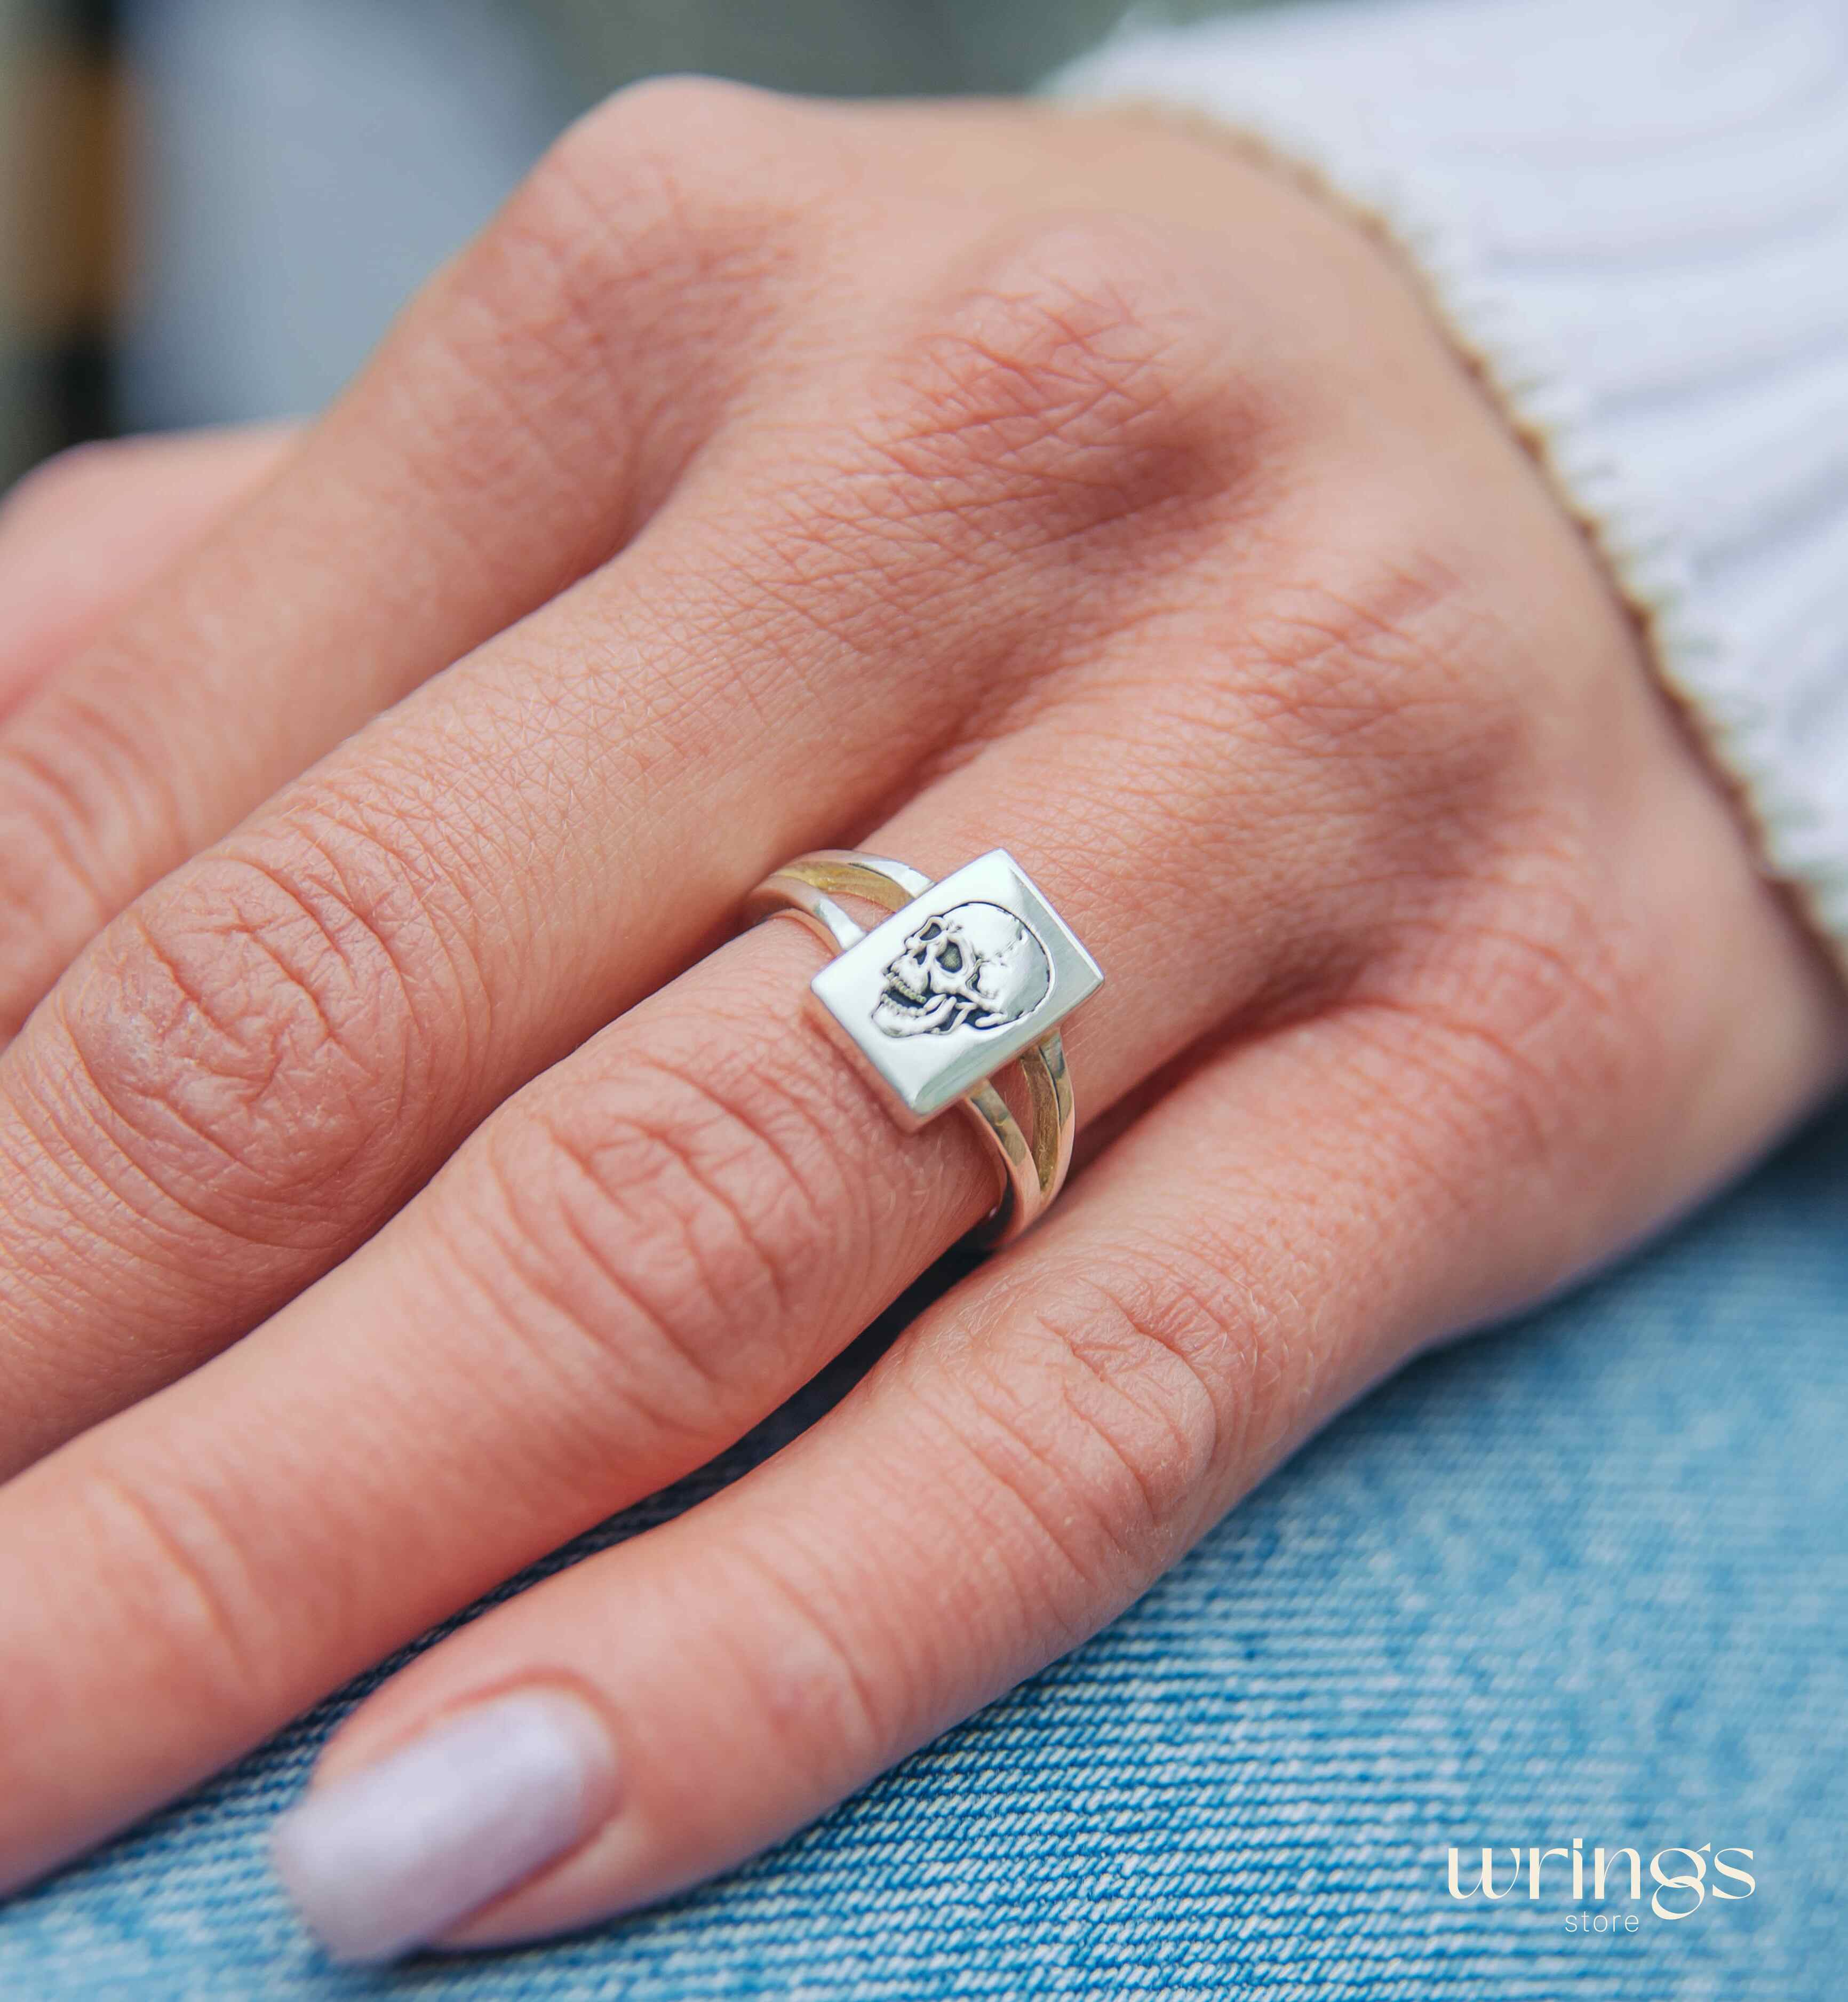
left=745, top=848, right=1104, bottom=1244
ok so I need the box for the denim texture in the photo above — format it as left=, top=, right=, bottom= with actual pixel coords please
left=3, top=1101, right=1843, bottom=2000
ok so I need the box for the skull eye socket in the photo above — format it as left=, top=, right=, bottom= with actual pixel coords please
left=916, top=920, right=942, bottom=944
left=936, top=941, right=963, bottom=973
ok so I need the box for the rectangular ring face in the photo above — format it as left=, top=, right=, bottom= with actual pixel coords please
left=809, top=849, right=1103, bottom=1125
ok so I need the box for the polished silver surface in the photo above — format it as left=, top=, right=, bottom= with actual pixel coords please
left=808, top=849, right=1102, bottom=1124
left=746, top=848, right=1101, bottom=1243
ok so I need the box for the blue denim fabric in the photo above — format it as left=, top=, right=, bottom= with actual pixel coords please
left=3, top=1101, right=1843, bottom=2000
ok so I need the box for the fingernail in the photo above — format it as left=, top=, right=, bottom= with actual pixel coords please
left=270, top=1689, right=615, bottom=1965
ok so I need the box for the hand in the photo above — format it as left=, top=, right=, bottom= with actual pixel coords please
left=0, top=86, right=1839, bottom=1960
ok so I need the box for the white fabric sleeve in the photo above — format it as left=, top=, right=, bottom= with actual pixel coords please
left=1051, top=0, right=1848, bottom=970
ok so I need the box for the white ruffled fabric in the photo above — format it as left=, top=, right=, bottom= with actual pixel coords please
left=1054, top=0, right=1848, bottom=969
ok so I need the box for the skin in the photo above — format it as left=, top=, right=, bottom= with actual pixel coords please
left=0, top=86, right=1841, bottom=1947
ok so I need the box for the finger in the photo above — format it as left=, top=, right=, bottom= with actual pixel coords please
left=0, top=78, right=816, bottom=1035
left=0, top=202, right=1274, bottom=1461
left=278, top=938, right=1844, bottom=1964
left=292, top=1033, right=1421, bottom=1960
left=0, top=663, right=1360, bottom=1895
left=0, top=426, right=297, bottom=719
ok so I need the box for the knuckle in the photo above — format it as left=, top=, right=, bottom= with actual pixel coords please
left=0, top=438, right=142, bottom=534
left=953, top=1251, right=1247, bottom=1582
left=492, top=75, right=813, bottom=330
left=0, top=738, right=120, bottom=988
left=76, top=1459, right=289, bottom=1725
left=867, top=213, right=1256, bottom=551
left=708, top=1538, right=893, bottom=1772
left=1207, top=514, right=1546, bottom=895
left=0, top=695, right=187, bottom=1037
left=50, top=804, right=477, bottom=1246
left=437, top=77, right=818, bottom=507
left=565, top=74, right=809, bottom=186
left=1241, top=535, right=1510, bottom=767
left=1379, top=848, right=1653, bottom=1180
left=432, top=1044, right=847, bottom=1437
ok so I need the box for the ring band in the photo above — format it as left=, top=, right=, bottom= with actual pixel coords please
left=746, top=848, right=1104, bottom=1243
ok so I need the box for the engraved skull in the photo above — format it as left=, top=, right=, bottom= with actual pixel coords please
left=872, top=901, right=1052, bottom=1039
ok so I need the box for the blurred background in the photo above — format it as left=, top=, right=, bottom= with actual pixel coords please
left=0, top=0, right=1267, bottom=489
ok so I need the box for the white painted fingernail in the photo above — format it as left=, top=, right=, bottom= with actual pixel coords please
left=270, top=1689, right=614, bottom=1964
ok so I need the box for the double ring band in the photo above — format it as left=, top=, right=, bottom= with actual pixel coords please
left=746, top=849, right=1104, bottom=1244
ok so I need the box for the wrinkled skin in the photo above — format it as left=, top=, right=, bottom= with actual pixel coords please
left=0, top=86, right=1839, bottom=1949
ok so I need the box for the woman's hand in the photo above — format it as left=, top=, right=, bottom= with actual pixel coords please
left=0, top=86, right=1839, bottom=1959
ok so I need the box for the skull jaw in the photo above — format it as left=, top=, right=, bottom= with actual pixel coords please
left=871, top=985, right=966, bottom=1038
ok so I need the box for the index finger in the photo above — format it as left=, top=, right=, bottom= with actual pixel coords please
left=0, top=426, right=295, bottom=720
left=0, top=78, right=806, bottom=1040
